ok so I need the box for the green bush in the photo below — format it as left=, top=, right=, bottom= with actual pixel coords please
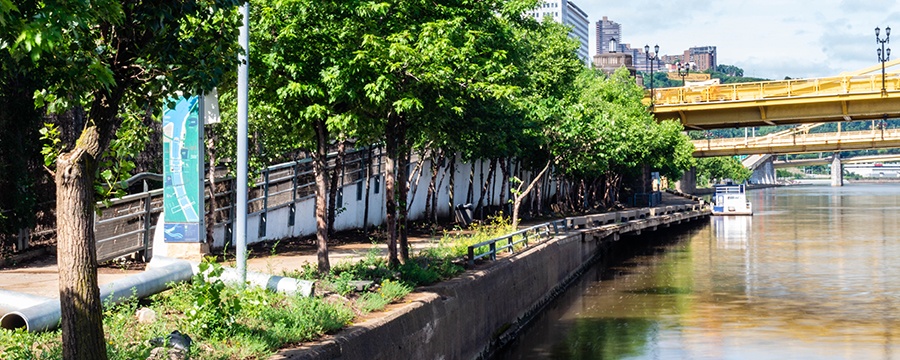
left=354, top=279, right=411, bottom=314
left=378, top=280, right=411, bottom=302
left=184, top=261, right=243, bottom=338
left=397, top=261, right=440, bottom=286
left=355, top=292, right=390, bottom=313
left=0, top=329, right=60, bottom=360
left=323, top=270, right=358, bottom=296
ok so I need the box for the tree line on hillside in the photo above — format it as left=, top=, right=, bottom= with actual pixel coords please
left=641, top=64, right=770, bottom=89
left=1, top=0, right=694, bottom=357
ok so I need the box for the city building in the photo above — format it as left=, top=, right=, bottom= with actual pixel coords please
left=525, top=0, right=590, bottom=64
left=592, top=38, right=636, bottom=78
left=595, top=16, right=621, bottom=55
left=684, top=46, right=717, bottom=72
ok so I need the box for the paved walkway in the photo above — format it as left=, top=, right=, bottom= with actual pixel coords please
left=0, top=191, right=700, bottom=300
left=0, top=237, right=445, bottom=299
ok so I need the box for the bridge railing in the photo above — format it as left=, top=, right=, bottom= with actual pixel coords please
left=693, top=128, right=900, bottom=151
left=649, top=72, right=899, bottom=106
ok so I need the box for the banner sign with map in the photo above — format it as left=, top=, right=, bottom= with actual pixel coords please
left=162, top=96, right=205, bottom=243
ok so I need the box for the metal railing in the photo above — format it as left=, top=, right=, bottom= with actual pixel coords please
left=467, top=220, right=567, bottom=266
left=466, top=203, right=706, bottom=267
left=693, top=128, right=900, bottom=153
left=89, top=147, right=382, bottom=262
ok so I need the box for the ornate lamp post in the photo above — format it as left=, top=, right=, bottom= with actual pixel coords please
left=876, top=26, right=891, bottom=93
left=644, top=44, right=660, bottom=106
left=678, top=62, right=690, bottom=86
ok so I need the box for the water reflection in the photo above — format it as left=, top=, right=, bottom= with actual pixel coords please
left=712, top=216, right=751, bottom=249
left=498, top=184, right=900, bottom=359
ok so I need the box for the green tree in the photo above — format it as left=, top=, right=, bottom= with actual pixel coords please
left=4, top=1, right=240, bottom=358
left=696, top=156, right=752, bottom=186
left=244, top=0, right=368, bottom=273
left=504, top=15, right=583, bottom=227
left=716, top=64, right=744, bottom=77
left=353, top=0, right=521, bottom=265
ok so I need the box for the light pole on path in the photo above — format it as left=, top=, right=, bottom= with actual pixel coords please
left=645, top=44, right=660, bottom=107
left=678, top=62, right=690, bottom=87
left=876, top=26, right=891, bottom=94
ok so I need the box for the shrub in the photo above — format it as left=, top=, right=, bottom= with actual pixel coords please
left=355, top=292, right=390, bottom=313
left=378, top=280, right=411, bottom=302
left=184, top=261, right=243, bottom=338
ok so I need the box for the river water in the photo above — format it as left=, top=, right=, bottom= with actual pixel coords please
left=498, top=183, right=900, bottom=359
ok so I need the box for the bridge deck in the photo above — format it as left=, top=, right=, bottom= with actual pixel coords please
left=650, top=60, right=900, bottom=130
left=693, top=129, right=900, bottom=157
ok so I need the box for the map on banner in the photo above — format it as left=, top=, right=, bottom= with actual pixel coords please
left=162, top=96, right=204, bottom=242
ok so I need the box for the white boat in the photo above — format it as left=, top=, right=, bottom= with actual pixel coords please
left=712, top=184, right=752, bottom=216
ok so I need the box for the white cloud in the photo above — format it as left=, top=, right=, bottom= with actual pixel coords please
left=573, top=0, right=900, bottom=79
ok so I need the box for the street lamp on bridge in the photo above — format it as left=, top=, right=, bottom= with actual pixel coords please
left=876, top=26, right=891, bottom=94
left=645, top=44, right=660, bottom=106
left=678, top=62, right=690, bottom=87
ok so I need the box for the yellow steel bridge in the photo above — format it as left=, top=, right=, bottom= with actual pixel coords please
left=774, top=154, right=900, bottom=168
left=648, top=60, right=900, bottom=130
left=692, top=127, right=900, bottom=157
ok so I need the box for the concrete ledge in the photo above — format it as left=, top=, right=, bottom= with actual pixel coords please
left=274, top=207, right=710, bottom=360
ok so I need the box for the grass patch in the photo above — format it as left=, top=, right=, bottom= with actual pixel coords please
left=0, top=216, right=515, bottom=359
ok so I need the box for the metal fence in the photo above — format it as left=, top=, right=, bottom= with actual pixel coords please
left=72, top=147, right=383, bottom=263
left=467, top=220, right=567, bottom=266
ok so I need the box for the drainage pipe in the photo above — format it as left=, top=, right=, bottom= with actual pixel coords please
left=0, top=289, right=52, bottom=316
left=1, top=258, right=194, bottom=332
left=148, top=256, right=314, bottom=297
left=0, top=257, right=313, bottom=332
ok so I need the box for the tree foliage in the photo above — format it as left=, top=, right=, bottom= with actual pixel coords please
left=696, top=156, right=752, bottom=186
left=3, top=0, right=241, bottom=358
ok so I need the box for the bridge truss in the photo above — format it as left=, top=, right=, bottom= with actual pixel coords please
left=649, top=60, right=900, bottom=130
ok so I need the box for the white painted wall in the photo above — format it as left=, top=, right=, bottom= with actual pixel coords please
left=209, top=156, right=552, bottom=249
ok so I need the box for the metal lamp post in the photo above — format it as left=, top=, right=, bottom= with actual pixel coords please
left=645, top=44, right=660, bottom=106
left=877, top=26, right=891, bottom=93
left=678, top=62, right=690, bottom=86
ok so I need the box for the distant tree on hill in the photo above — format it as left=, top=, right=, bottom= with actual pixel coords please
left=705, top=64, right=769, bottom=84
left=716, top=64, right=744, bottom=77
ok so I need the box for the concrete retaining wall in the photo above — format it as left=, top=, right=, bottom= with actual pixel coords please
left=273, top=208, right=709, bottom=360
left=210, top=158, right=553, bottom=249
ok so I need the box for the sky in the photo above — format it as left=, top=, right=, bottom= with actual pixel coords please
left=573, top=0, right=900, bottom=80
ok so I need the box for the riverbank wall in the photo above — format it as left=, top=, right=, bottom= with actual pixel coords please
left=274, top=201, right=710, bottom=360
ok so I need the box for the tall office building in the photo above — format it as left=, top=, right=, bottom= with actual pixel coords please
left=684, top=46, right=717, bottom=72
left=525, top=0, right=590, bottom=64
left=596, top=16, right=622, bottom=55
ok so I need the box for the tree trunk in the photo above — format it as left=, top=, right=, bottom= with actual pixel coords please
left=205, top=127, right=217, bottom=244
left=432, top=150, right=447, bottom=224
left=466, top=162, right=475, bottom=205
left=447, top=153, right=456, bottom=222
left=56, top=125, right=108, bottom=360
left=499, top=158, right=509, bottom=215
left=313, top=119, right=330, bottom=273
left=424, top=156, right=433, bottom=222
left=398, top=146, right=410, bottom=263
left=512, top=160, right=551, bottom=229
left=384, top=114, right=399, bottom=266
left=580, top=179, right=586, bottom=211
left=475, top=158, right=496, bottom=219
left=327, top=140, right=346, bottom=236
left=405, top=148, right=426, bottom=214
left=363, top=146, right=373, bottom=236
